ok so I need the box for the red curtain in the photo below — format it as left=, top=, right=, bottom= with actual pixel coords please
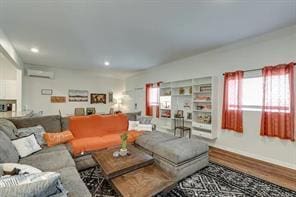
left=260, top=63, right=295, bottom=141
left=222, top=71, right=244, bottom=132
left=145, top=83, right=153, bottom=116
left=156, top=81, right=162, bottom=118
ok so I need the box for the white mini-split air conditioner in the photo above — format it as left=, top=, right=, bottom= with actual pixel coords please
left=27, top=69, right=54, bottom=79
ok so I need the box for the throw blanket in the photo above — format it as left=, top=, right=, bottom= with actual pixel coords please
left=0, top=172, right=68, bottom=197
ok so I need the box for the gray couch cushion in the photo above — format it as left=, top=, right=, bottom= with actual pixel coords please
left=135, top=131, right=178, bottom=152
left=0, top=119, right=18, bottom=139
left=15, top=125, right=46, bottom=145
left=136, top=115, right=152, bottom=124
left=20, top=150, right=75, bottom=171
left=74, top=154, right=97, bottom=171
left=8, top=115, right=62, bottom=132
left=61, top=117, right=69, bottom=131
left=0, top=130, right=19, bottom=163
left=154, top=152, right=209, bottom=181
left=33, top=144, right=68, bottom=155
left=57, top=167, right=91, bottom=197
left=125, top=111, right=141, bottom=121
left=153, top=138, right=208, bottom=164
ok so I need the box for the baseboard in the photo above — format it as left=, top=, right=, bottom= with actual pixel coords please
left=211, top=144, right=296, bottom=170
left=209, top=146, right=296, bottom=191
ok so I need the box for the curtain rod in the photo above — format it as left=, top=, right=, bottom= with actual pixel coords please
left=223, top=63, right=296, bottom=75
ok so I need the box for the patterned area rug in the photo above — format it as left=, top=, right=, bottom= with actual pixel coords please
left=79, top=163, right=296, bottom=197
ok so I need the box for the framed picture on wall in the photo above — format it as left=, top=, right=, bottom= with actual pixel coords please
left=69, top=89, right=88, bottom=102
left=51, top=96, right=66, bottom=103
left=91, top=93, right=106, bottom=104
left=175, top=110, right=184, bottom=118
left=41, top=89, right=53, bottom=95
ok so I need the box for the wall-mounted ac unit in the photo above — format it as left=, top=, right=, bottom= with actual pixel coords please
left=27, top=69, right=54, bottom=79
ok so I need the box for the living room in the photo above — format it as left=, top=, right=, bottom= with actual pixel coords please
left=0, top=1, right=295, bottom=197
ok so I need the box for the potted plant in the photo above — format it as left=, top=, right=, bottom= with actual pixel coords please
left=120, top=132, right=128, bottom=156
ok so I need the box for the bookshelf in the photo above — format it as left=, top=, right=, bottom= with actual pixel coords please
left=157, top=76, right=217, bottom=139
left=159, top=82, right=172, bottom=133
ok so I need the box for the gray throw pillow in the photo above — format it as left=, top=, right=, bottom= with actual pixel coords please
left=125, top=112, right=141, bottom=121
left=12, top=134, right=42, bottom=158
left=0, top=172, right=68, bottom=197
left=136, top=115, right=152, bottom=124
left=0, top=119, right=18, bottom=140
left=0, top=130, right=19, bottom=163
left=15, top=125, right=46, bottom=145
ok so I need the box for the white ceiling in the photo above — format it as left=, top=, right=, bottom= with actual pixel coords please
left=0, top=1, right=296, bottom=78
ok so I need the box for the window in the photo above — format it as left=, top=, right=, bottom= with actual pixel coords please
left=242, top=77, right=263, bottom=111
left=149, top=87, right=159, bottom=106
left=262, top=73, right=291, bottom=113
left=234, top=75, right=290, bottom=111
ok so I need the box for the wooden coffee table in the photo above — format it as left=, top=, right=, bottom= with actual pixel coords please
left=92, top=145, right=154, bottom=180
left=92, top=145, right=175, bottom=197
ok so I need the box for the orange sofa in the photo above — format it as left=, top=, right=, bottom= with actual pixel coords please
left=69, top=114, right=141, bottom=156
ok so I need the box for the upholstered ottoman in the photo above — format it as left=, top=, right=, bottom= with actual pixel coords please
left=135, top=131, right=179, bottom=155
left=152, top=138, right=209, bottom=181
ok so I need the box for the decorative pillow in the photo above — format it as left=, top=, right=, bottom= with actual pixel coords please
left=0, top=119, right=18, bottom=139
left=136, top=124, right=153, bottom=132
left=128, top=121, right=139, bottom=131
left=0, top=130, right=19, bottom=163
left=126, top=112, right=141, bottom=121
left=44, top=130, right=74, bottom=147
left=136, top=115, right=152, bottom=125
left=15, top=125, right=46, bottom=145
left=12, top=135, right=42, bottom=158
left=0, top=163, right=41, bottom=176
left=0, top=172, right=68, bottom=196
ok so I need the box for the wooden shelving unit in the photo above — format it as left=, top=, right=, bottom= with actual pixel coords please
left=157, top=76, right=217, bottom=139
left=191, top=77, right=217, bottom=139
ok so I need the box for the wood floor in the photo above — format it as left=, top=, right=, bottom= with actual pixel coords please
left=209, top=147, right=296, bottom=191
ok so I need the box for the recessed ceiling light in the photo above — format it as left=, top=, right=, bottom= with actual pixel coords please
left=104, top=61, right=110, bottom=66
left=30, top=47, right=39, bottom=53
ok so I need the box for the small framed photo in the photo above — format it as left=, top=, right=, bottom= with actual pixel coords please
left=51, top=96, right=66, bottom=103
left=91, top=93, right=107, bottom=104
left=41, top=89, right=53, bottom=95
left=175, top=110, right=184, bottom=118
left=187, top=112, right=192, bottom=120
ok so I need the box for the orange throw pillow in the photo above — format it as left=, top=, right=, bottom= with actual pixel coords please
left=44, top=130, right=74, bottom=147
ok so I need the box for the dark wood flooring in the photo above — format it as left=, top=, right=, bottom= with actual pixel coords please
left=209, top=146, right=296, bottom=191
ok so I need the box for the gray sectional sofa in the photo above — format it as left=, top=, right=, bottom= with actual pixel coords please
left=1, top=113, right=209, bottom=196
left=1, top=115, right=91, bottom=197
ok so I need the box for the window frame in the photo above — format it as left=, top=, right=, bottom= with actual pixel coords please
left=149, top=87, right=160, bottom=106
left=241, top=75, right=263, bottom=112
left=240, top=74, right=290, bottom=112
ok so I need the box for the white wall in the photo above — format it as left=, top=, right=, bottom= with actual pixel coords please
left=125, top=25, right=296, bottom=169
left=0, top=53, right=17, bottom=80
left=0, top=53, right=22, bottom=111
left=0, top=29, right=23, bottom=111
left=0, top=28, right=23, bottom=69
left=23, top=66, right=125, bottom=116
